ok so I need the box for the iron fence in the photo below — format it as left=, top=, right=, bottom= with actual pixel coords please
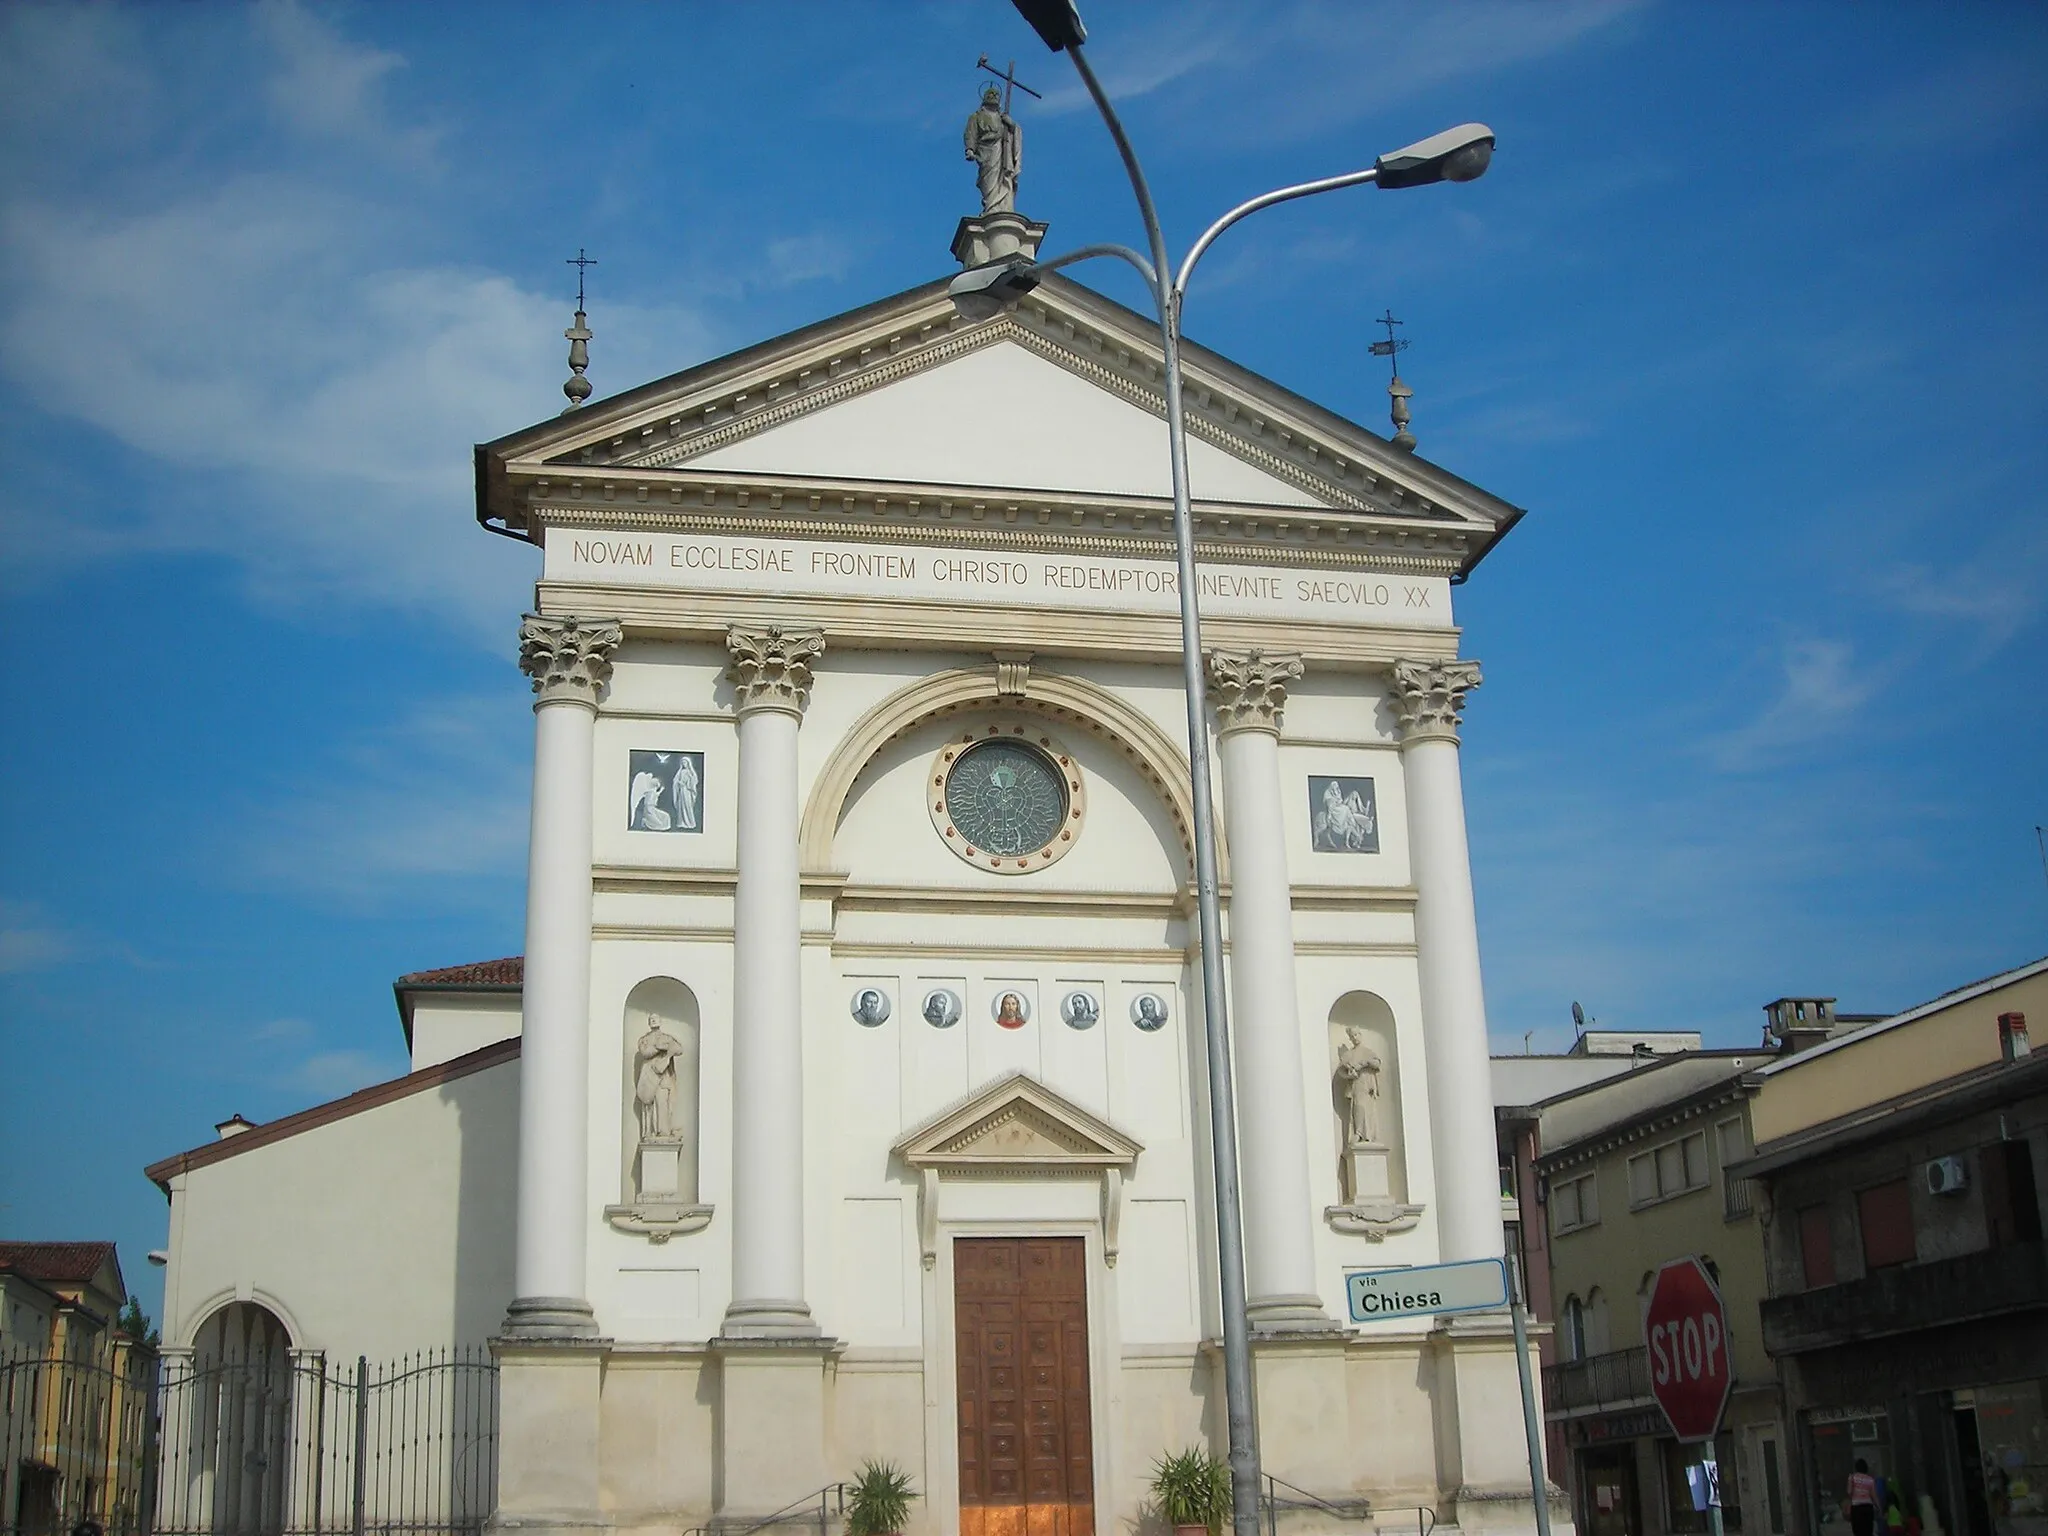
left=2, top=1344, right=495, bottom=1536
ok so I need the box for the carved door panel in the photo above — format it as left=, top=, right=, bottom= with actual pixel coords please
left=956, top=1238, right=1093, bottom=1536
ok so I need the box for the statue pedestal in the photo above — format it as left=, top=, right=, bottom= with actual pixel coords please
left=1327, top=1142, right=1423, bottom=1240
left=1344, top=1142, right=1392, bottom=1205
left=637, top=1137, right=685, bottom=1199
left=952, top=211, right=1049, bottom=269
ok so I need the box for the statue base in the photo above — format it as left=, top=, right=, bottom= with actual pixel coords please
left=1329, top=1143, right=1423, bottom=1240
left=952, top=211, right=1050, bottom=270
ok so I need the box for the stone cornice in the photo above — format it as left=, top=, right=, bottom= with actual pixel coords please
left=475, top=275, right=1527, bottom=579
left=1206, top=648, right=1304, bottom=736
left=518, top=615, right=622, bottom=705
left=518, top=471, right=1471, bottom=579
left=538, top=580, right=1462, bottom=669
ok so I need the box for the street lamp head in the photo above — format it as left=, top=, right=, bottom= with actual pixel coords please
left=1374, top=123, right=1495, bottom=190
left=947, top=258, right=1042, bottom=322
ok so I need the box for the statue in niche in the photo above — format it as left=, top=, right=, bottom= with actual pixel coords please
left=963, top=83, right=1022, bottom=215
left=1333, top=1027, right=1385, bottom=1146
left=633, top=1016, right=688, bottom=1139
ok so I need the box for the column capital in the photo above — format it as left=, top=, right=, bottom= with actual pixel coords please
left=1205, top=648, right=1304, bottom=736
left=1389, top=658, right=1483, bottom=745
left=519, top=615, right=622, bottom=706
left=727, top=626, right=825, bottom=717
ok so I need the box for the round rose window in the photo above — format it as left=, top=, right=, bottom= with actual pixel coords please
left=930, top=726, right=1086, bottom=873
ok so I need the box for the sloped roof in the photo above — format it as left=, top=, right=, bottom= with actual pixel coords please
left=394, top=957, right=523, bottom=988
left=0, top=1240, right=119, bottom=1285
left=145, top=1036, right=520, bottom=1195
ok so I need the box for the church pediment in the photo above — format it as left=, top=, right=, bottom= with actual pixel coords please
left=474, top=273, right=1523, bottom=575
left=894, top=1072, right=1141, bottom=1173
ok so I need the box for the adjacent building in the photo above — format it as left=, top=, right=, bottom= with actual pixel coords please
left=1741, top=956, right=2048, bottom=1536
left=0, top=1242, right=154, bottom=1536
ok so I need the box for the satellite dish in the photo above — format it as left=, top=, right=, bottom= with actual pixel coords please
left=1571, top=1001, right=1586, bottom=1031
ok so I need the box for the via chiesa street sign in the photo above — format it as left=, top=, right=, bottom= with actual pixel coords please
left=1345, top=1257, right=1508, bottom=1323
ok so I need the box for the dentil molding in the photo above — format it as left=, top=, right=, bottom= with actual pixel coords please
left=518, top=614, right=623, bottom=705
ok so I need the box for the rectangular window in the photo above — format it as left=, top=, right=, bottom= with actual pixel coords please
left=1719, top=1118, right=1754, bottom=1217
left=1800, top=1205, right=1836, bottom=1289
left=1552, top=1171, right=1599, bottom=1234
left=1762, top=1436, right=1786, bottom=1536
left=1857, top=1179, right=1916, bottom=1270
left=1982, top=1141, right=2044, bottom=1248
left=1630, top=1131, right=1713, bottom=1207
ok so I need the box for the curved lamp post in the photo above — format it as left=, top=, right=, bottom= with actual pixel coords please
left=952, top=11, right=1493, bottom=1536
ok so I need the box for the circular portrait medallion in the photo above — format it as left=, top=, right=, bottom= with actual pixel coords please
left=991, top=990, right=1032, bottom=1029
left=849, top=987, right=891, bottom=1028
left=1130, top=993, right=1171, bottom=1032
left=1060, top=991, right=1101, bottom=1030
left=921, top=988, right=963, bottom=1029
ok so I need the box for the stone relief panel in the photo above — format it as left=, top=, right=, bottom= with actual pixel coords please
left=1308, top=775, right=1379, bottom=854
left=607, top=977, right=711, bottom=1241
left=1325, top=989, right=1422, bottom=1240
left=628, top=749, right=703, bottom=833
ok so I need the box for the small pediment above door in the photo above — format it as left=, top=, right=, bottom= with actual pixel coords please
left=894, top=1072, right=1141, bottom=1174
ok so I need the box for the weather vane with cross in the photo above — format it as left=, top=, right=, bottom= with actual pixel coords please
left=566, top=248, right=598, bottom=312
left=1369, top=309, right=1418, bottom=451
left=1368, top=309, right=1409, bottom=380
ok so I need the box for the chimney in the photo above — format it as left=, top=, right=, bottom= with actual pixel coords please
left=214, top=1114, right=259, bottom=1140
left=1764, top=997, right=1836, bottom=1055
left=2000, top=1012, right=2031, bottom=1062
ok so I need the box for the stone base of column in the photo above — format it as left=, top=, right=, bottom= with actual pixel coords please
left=1246, top=1293, right=1342, bottom=1333
left=500, top=1296, right=601, bottom=1340
left=1429, top=1316, right=1571, bottom=1536
left=719, top=1298, right=822, bottom=1339
left=711, top=1338, right=840, bottom=1522
left=490, top=1340, right=610, bottom=1536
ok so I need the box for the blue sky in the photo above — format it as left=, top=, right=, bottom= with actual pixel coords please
left=2, top=1, right=2043, bottom=1318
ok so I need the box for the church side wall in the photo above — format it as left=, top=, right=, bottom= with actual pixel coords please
left=162, top=1058, right=518, bottom=1357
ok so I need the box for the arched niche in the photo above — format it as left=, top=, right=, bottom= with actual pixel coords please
left=181, top=1302, right=293, bottom=1536
left=1325, top=990, right=1421, bottom=1239
left=605, top=977, right=711, bottom=1241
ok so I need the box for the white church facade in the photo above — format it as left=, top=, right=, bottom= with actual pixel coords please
left=148, top=244, right=1555, bottom=1536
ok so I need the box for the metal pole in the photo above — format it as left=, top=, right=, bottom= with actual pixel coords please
left=351, top=1356, right=368, bottom=1536
left=1065, top=41, right=1264, bottom=1536
left=1509, top=1301, right=1554, bottom=1536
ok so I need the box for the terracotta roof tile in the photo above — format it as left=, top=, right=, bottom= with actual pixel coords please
left=0, top=1241, right=119, bottom=1283
left=394, top=957, right=523, bottom=989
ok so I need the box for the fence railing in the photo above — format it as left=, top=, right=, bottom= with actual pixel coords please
left=2, top=1342, right=495, bottom=1536
left=1540, top=1344, right=1653, bottom=1414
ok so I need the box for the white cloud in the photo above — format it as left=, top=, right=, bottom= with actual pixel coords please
left=256, top=0, right=430, bottom=160
left=236, top=694, right=531, bottom=909
left=287, top=1049, right=392, bottom=1098
left=0, top=902, right=79, bottom=974
left=1707, top=638, right=1877, bottom=771
left=0, top=7, right=711, bottom=640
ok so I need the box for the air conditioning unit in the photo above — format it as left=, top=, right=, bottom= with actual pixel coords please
left=1926, top=1156, right=1969, bottom=1196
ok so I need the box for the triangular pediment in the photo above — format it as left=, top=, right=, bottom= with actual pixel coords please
left=475, top=273, right=1525, bottom=568
left=894, top=1072, right=1142, bottom=1171
left=685, top=338, right=1325, bottom=508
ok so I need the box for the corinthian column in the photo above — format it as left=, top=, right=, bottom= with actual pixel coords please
left=723, top=625, right=826, bottom=1337
left=504, top=614, right=622, bottom=1337
left=1389, top=658, right=1503, bottom=1263
left=1205, top=648, right=1333, bottom=1330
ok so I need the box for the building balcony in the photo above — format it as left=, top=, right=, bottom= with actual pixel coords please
left=1541, top=1345, right=1653, bottom=1416
left=1761, top=1240, right=2048, bottom=1356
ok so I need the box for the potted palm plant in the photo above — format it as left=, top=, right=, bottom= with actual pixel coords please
left=1151, top=1447, right=1231, bottom=1536
left=846, top=1459, right=918, bottom=1536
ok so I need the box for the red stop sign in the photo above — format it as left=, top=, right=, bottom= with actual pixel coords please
left=1645, top=1256, right=1732, bottom=1444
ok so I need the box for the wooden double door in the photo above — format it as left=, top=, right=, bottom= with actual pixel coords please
left=955, top=1237, right=1095, bottom=1536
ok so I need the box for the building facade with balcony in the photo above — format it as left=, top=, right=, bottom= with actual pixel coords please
left=1738, top=956, right=2048, bottom=1536
left=1529, top=1046, right=1791, bottom=1536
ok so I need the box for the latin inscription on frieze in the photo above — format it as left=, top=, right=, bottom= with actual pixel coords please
left=550, top=530, right=1453, bottom=630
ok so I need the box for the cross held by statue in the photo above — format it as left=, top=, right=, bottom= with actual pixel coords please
left=975, top=54, right=1042, bottom=114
